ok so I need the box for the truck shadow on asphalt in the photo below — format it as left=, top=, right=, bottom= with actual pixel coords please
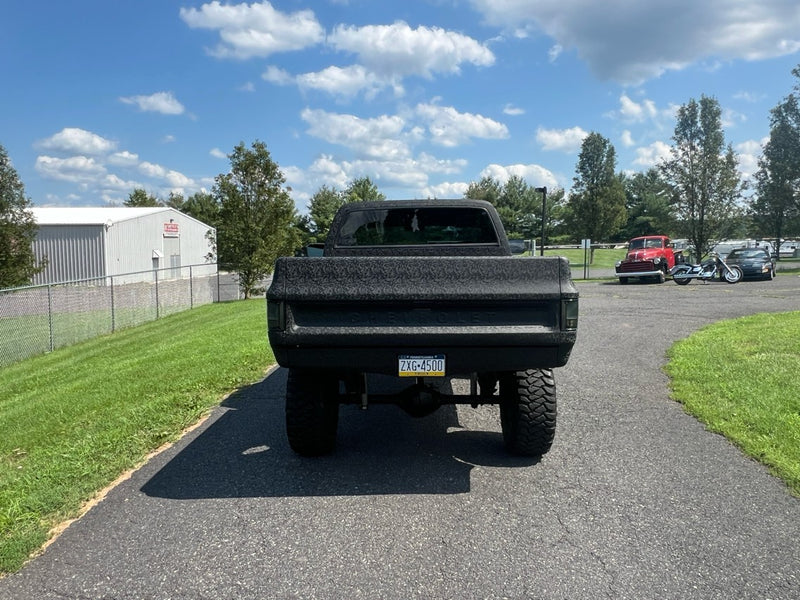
left=141, top=368, right=539, bottom=499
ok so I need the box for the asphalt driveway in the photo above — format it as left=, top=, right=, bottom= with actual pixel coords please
left=2, top=276, right=800, bottom=599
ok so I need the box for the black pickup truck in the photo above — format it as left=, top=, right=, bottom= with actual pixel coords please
left=267, top=199, right=578, bottom=457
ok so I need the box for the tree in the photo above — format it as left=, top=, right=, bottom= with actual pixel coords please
left=181, top=191, right=220, bottom=228
left=497, top=175, right=541, bottom=239
left=308, top=185, right=345, bottom=242
left=180, top=191, right=220, bottom=262
left=465, top=176, right=502, bottom=206
left=620, top=168, right=676, bottom=239
left=165, top=192, right=185, bottom=210
left=343, top=176, right=385, bottom=203
left=464, top=175, right=547, bottom=241
left=566, top=132, right=627, bottom=254
left=214, top=141, right=300, bottom=298
left=0, top=144, right=43, bottom=287
left=752, top=67, right=800, bottom=253
left=660, top=96, right=745, bottom=259
left=125, top=188, right=161, bottom=207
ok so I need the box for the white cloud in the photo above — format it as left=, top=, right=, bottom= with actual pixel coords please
left=34, top=126, right=207, bottom=202
left=139, top=161, right=194, bottom=188
left=210, top=148, right=227, bottom=159
left=100, top=173, right=141, bottom=192
left=618, top=94, right=659, bottom=123
left=301, top=109, right=410, bottom=160
left=633, top=141, right=672, bottom=168
left=422, top=181, right=471, bottom=199
left=470, top=0, right=800, bottom=84
left=480, top=163, right=558, bottom=189
left=536, top=126, right=588, bottom=152
left=261, top=21, right=494, bottom=99
left=179, top=1, right=324, bottom=59
left=503, top=104, right=525, bottom=116
left=722, top=107, right=747, bottom=129
left=733, top=90, right=766, bottom=103
left=296, top=65, right=390, bottom=99
left=35, top=155, right=107, bottom=183
left=328, top=22, right=495, bottom=79
left=107, top=151, right=139, bottom=167
left=620, top=130, right=635, bottom=148
left=415, top=103, right=509, bottom=147
left=548, top=44, right=562, bottom=63
left=38, top=128, right=116, bottom=155
left=415, top=152, right=468, bottom=176
left=284, top=150, right=469, bottom=208
left=736, top=138, right=767, bottom=179
left=262, top=65, right=295, bottom=86
left=120, top=92, right=185, bottom=115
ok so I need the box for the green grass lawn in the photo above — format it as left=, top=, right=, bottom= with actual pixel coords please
left=543, top=247, right=626, bottom=269
left=665, top=312, right=800, bottom=496
left=1, top=295, right=798, bottom=576
left=0, top=299, right=272, bottom=575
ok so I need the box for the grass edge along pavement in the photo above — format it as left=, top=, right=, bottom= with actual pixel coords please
left=665, top=311, right=800, bottom=497
left=2, top=295, right=799, bottom=577
left=0, top=299, right=273, bottom=575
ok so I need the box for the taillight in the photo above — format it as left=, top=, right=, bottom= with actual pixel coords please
left=561, top=298, right=578, bottom=331
left=267, top=301, right=286, bottom=330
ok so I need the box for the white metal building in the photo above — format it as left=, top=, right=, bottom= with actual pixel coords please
left=30, top=207, right=216, bottom=285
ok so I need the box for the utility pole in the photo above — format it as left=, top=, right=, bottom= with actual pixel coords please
left=535, top=186, right=547, bottom=256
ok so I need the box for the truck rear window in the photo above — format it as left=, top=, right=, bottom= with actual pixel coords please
left=335, top=206, right=499, bottom=247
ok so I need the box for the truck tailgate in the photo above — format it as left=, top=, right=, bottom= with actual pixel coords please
left=267, top=256, right=578, bottom=373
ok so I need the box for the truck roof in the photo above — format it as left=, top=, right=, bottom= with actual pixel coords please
left=334, top=198, right=497, bottom=213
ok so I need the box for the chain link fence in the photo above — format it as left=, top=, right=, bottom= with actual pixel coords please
left=0, top=263, right=248, bottom=368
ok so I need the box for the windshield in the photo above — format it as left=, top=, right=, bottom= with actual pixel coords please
left=728, top=249, right=767, bottom=259
left=628, top=237, right=663, bottom=250
left=335, top=206, right=499, bottom=247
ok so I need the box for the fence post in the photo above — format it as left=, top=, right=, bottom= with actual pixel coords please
left=47, top=284, right=54, bottom=352
left=189, top=265, right=194, bottom=309
left=154, top=269, right=160, bottom=319
left=110, top=276, right=116, bottom=333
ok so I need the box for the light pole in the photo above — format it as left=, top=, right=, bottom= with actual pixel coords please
left=535, top=186, right=547, bottom=256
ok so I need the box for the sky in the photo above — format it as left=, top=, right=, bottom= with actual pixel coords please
left=2, top=0, right=800, bottom=215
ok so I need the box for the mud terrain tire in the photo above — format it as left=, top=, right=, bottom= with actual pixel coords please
left=499, top=369, right=557, bottom=457
left=286, top=369, right=339, bottom=456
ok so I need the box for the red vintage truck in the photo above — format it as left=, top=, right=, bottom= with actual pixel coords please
left=615, top=235, right=683, bottom=284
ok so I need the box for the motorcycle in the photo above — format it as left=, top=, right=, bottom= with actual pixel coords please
left=670, top=252, right=743, bottom=285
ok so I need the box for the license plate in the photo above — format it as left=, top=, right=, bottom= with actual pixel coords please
left=398, top=355, right=445, bottom=377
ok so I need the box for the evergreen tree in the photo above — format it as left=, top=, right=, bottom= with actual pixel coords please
left=620, top=168, right=676, bottom=239
left=0, top=145, right=43, bottom=287
left=125, top=188, right=161, bottom=207
left=308, top=185, right=345, bottom=242
left=566, top=132, right=627, bottom=254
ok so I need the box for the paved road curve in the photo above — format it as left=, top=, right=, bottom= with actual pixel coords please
left=2, top=276, right=800, bottom=599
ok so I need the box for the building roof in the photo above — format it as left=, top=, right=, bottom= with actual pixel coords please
left=30, top=207, right=173, bottom=226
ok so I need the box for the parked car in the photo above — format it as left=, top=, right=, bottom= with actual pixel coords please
left=724, top=247, right=775, bottom=280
